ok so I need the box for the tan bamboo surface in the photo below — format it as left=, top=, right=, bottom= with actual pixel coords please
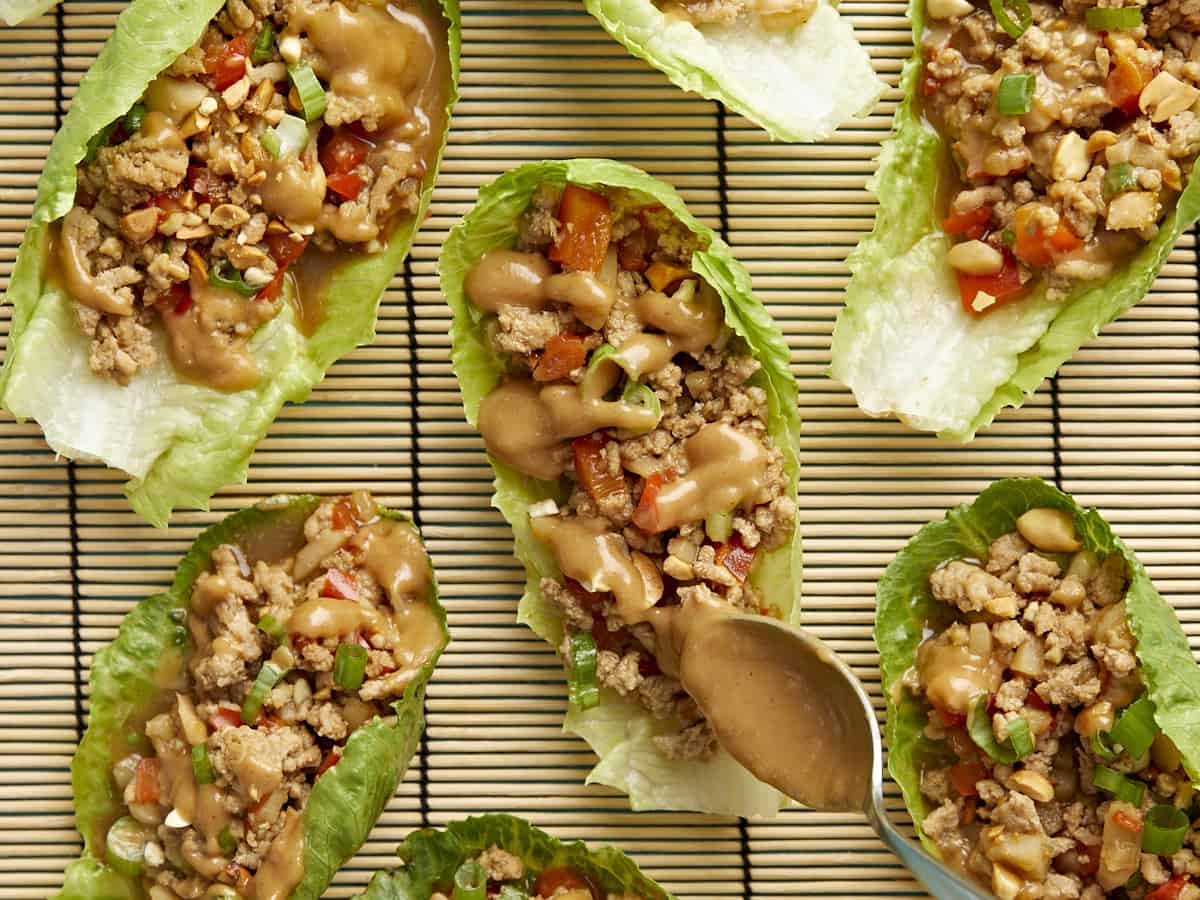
left=0, top=0, right=1198, bottom=896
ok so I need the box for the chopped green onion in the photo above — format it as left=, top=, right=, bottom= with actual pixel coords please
left=1094, top=765, right=1147, bottom=806
left=1104, top=162, right=1137, bottom=198
left=620, top=380, right=663, bottom=432
left=567, top=631, right=600, bottom=711
left=83, top=120, right=119, bottom=164
left=453, top=860, right=487, bottom=900
left=241, top=661, right=286, bottom=724
left=997, top=73, right=1035, bottom=116
left=105, top=815, right=150, bottom=876
left=123, top=103, right=147, bottom=135
left=257, top=614, right=286, bottom=641
left=261, top=113, right=309, bottom=160
left=497, top=887, right=529, bottom=900
left=706, top=510, right=734, bottom=543
left=967, top=694, right=1032, bottom=763
left=1091, top=730, right=1119, bottom=762
left=582, top=343, right=624, bottom=401
left=1086, top=6, right=1142, bottom=29
left=218, top=824, right=238, bottom=855
left=333, top=642, right=368, bottom=692
left=990, top=0, right=1031, bottom=37
left=1142, top=804, right=1190, bottom=855
left=191, top=743, right=215, bottom=785
left=1126, top=871, right=1144, bottom=890
left=288, top=64, right=327, bottom=122
left=1001, top=228, right=1016, bottom=247
left=251, top=21, right=275, bottom=64
left=1112, top=696, right=1158, bottom=759
left=209, top=260, right=258, bottom=297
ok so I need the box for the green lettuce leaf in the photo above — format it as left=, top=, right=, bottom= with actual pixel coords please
left=355, top=814, right=674, bottom=900
left=0, top=0, right=461, bottom=528
left=583, top=0, right=883, bottom=142
left=439, top=159, right=802, bottom=816
left=829, top=5, right=1200, bottom=441
left=55, top=495, right=449, bottom=900
left=875, top=478, right=1200, bottom=853
left=0, top=0, right=55, bottom=24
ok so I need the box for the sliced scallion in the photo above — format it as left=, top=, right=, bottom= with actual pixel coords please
left=997, top=73, right=1035, bottom=116
left=1091, top=730, right=1119, bottom=762
left=567, top=631, right=599, bottom=711
left=706, top=510, right=734, bottom=543
left=497, top=887, right=529, bottom=900
left=218, top=824, right=238, bottom=855
left=990, top=0, right=1031, bottom=37
left=1104, top=162, right=1136, bottom=198
left=1142, top=804, right=1190, bottom=855
left=288, top=64, right=327, bottom=122
left=333, top=643, right=368, bottom=692
left=191, top=743, right=215, bottom=785
left=620, top=380, right=663, bottom=432
left=123, top=103, right=147, bottom=135
left=241, top=661, right=286, bottom=724
left=967, top=693, right=1032, bottom=763
left=1001, top=228, right=1016, bottom=247
left=453, top=860, right=487, bottom=900
left=1086, top=6, right=1142, bottom=29
left=251, top=21, right=275, bottom=65
left=104, top=815, right=150, bottom=876
left=209, top=260, right=258, bottom=297
left=1094, top=764, right=1147, bottom=806
left=257, top=614, right=286, bottom=641
left=1112, top=696, right=1158, bottom=759
left=261, top=113, right=309, bottom=160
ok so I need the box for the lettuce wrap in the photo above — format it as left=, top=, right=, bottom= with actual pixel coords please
left=828, top=2, right=1200, bottom=441
left=583, top=0, right=884, bottom=142
left=57, top=494, right=449, bottom=900
left=0, top=0, right=460, bottom=528
left=357, top=814, right=673, bottom=900
left=0, top=0, right=53, bottom=24
left=439, top=159, right=803, bottom=817
left=876, top=478, right=1200, bottom=862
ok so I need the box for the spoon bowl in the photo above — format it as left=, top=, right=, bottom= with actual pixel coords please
left=673, top=609, right=994, bottom=899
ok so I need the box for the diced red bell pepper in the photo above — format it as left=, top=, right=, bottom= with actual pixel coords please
left=209, top=707, right=243, bottom=731
left=330, top=498, right=357, bottom=532
left=321, top=569, right=358, bottom=601
left=1025, top=690, right=1049, bottom=711
left=133, top=757, right=161, bottom=805
left=160, top=283, right=191, bottom=315
left=1113, top=809, right=1144, bottom=832
left=325, top=171, right=363, bottom=201
left=948, top=761, right=987, bottom=798
left=535, top=868, right=596, bottom=900
left=534, top=333, right=589, bottom=382
left=942, top=204, right=993, bottom=240
left=1075, top=840, right=1101, bottom=877
left=644, top=260, right=693, bottom=292
left=549, top=184, right=612, bottom=274
left=631, top=470, right=674, bottom=533
left=1013, top=205, right=1082, bottom=268
left=714, top=534, right=756, bottom=583
left=1107, top=53, right=1155, bottom=117
left=205, top=34, right=250, bottom=91
left=956, top=250, right=1026, bottom=315
left=319, top=129, right=372, bottom=175
left=316, top=750, right=341, bottom=779
left=572, top=434, right=625, bottom=502
left=1147, top=876, right=1191, bottom=900
left=266, top=233, right=310, bottom=268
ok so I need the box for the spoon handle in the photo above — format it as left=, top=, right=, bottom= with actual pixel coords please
left=865, top=788, right=994, bottom=900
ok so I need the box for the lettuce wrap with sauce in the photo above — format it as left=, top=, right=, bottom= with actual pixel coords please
left=357, top=814, right=674, bottom=900
left=57, top=493, right=448, bottom=900
left=440, top=159, right=803, bottom=817
left=583, top=0, right=884, bottom=142
left=829, top=0, right=1200, bottom=441
left=0, top=0, right=459, bottom=528
left=877, top=478, right=1200, bottom=890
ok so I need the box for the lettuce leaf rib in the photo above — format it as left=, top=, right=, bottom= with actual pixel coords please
left=439, top=159, right=802, bottom=817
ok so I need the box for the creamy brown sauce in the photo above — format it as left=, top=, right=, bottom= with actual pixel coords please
left=649, top=423, right=770, bottom=532
left=465, top=248, right=615, bottom=328
left=358, top=518, right=431, bottom=605
left=651, top=594, right=874, bottom=812
left=160, top=741, right=235, bottom=854
left=289, top=595, right=382, bottom=638
left=915, top=635, right=1004, bottom=717
left=253, top=808, right=305, bottom=900
left=287, top=244, right=345, bottom=336
left=478, top=379, right=568, bottom=481
left=259, top=142, right=326, bottom=229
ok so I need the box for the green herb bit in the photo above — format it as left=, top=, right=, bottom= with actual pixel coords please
left=1085, top=6, right=1142, bottom=30
left=567, top=631, right=600, bottom=711
left=333, top=642, right=368, bottom=692
left=209, top=259, right=259, bottom=297
left=990, top=0, right=1032, bottom=37
left=1104, top=162, right=1137, bottom=198
left=997, top=72, right=1035, bottom=116
left=251, top=21, right=276, bottom=64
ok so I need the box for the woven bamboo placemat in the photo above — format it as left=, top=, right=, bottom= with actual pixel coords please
left=1, top=1, right=1197, bottom=896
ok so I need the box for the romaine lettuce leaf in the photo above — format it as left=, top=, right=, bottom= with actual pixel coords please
left=583, top=0, right=883, bottom=142
left=439, top=159, right=802, bottom=816
left=875, top=478, right=1200, bottom=853
left=0, top=0, right=460, bottom=528
left=55, top=495, right=448, bottom=900
left=829, top=5, right=1200, bottom=441
left=356, top=814, right=673, bottom=900
left=0, top=0, right=55, bottom=24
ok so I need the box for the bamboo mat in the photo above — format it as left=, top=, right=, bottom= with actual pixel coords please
left=0, top=1, right=1198, bottom=897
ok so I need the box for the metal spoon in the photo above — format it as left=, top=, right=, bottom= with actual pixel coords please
left=671, top=610, right=993, bottom=900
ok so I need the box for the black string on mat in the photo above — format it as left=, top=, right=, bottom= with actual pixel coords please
left=714, top=98, right=753, bottom=899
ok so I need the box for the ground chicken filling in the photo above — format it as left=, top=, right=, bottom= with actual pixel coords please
left=902, top=506, right=1198, bottom=900
left=923, top=0, right=1200, bottom=312
left=432, top=845, right=647, bottom=900
left=58, top=0, right=446, bottom=390
left=654, top=0, right=818, bottom=30
left=104, top=493, right=442, bottom=899
left=466, top=182, right=797, bottom=762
